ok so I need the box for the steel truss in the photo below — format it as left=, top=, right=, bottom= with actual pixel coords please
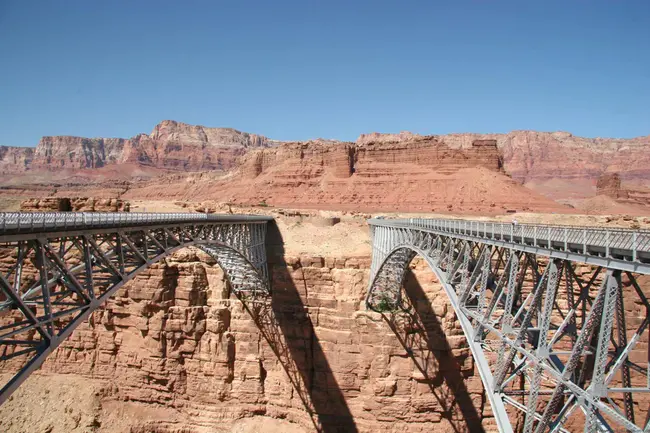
left=366, top=218, right=650, bottom=433
left=0, top=212, right=272, bottom=405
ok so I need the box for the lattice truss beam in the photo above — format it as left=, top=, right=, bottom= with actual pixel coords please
left=366, top=225, right=650, bottom=433
left=0, top=222, right=269, bottom=404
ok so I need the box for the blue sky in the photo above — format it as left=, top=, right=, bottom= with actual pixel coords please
left=0, top=0, right=648, bottom=147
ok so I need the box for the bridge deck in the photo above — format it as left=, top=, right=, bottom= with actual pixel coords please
left=369, top=217, right=650, bottom=273
left=0, top=212, right=273, bottom=240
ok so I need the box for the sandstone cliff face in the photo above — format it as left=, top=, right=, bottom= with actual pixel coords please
left=359, top=130, right=650, bottom=185
left=596, top=172, right=650, bottom=207
left=596, top=173, right=623, bottom=197
left=123, top=120, right=276, bottom=171
left=5, top=122, right=649, bottom=185
left=0, top=146, right=33, bottom=174
left=354, top=136, right=503, bottom=175
left=7, top=120, right=275, bottom=173
left=240, top=140, right=352, bottom=180
left=32, top=136, right=127, bottom=170
left=432, top=131, right=650, bottom=185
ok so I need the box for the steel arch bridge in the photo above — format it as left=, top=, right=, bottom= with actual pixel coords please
left=0, top=212, right=273, bottom=405
left=366, top=218, right=650, bottom=433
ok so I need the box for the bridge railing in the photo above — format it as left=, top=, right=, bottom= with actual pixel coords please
left=369, top=217, right=650, bottom=265
left=0, top=212, right=273, bottom=235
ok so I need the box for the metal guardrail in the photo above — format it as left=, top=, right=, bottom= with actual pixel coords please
left=368, top=217, right=650, bottom=265
left=0, top=212, right=273, bottom=236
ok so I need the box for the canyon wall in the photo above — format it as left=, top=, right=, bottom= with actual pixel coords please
left=435, top=130, right=650, bottom=185
left=0, top=248, right=494, bottom=433
left=3, top=121, right=649, bottom=188
left=0, top=146, right=33, bottom=174
left=358, top=130, right=650, bottom=187
left=19, top=197, right=130, bottom=212
left=1, top=120, right=275, bottom=174
left=3, top=121, right=649, bottom=210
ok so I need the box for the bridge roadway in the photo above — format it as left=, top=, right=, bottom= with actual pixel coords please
left=367, top=217, right=650, bottom=433
left=0, top=212, right=649, bottom=432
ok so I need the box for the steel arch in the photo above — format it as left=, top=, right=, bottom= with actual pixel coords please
left=0, top=213, right=272, bottom=405
left=366, top=219, right=650, bottom=433
left=368, top=241, right=514, bottom=432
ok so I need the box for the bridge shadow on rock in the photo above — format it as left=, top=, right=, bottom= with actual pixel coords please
left=381, top=268, right=485, bottom=433
left=235, top=220, right=358, bottom=433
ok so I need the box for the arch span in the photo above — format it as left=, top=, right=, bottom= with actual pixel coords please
left=366, top=242, right=513, bottom=433
left=366, top=219, right=650, bottom=433
left=0, top=214, right=271, bottom=405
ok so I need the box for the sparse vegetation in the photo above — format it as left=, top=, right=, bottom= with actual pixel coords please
left=375, top=296, right=394, bottom=313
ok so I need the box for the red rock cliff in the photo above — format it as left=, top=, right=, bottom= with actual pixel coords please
left=9, top=120, right=275, bottom=173
left=0, top=146, right=33, bottom=174
left=32, top=136, right=128, bottom=170
left=128, top=136, right=564, bottom=214
left=434, top=130, right=650, bottom=184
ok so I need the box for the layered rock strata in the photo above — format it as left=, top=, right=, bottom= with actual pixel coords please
left=431, top=131, right=650, bottom=185
left=125, top=137, right=564, bottom=213
left=0, top=249, right=494, bottom=433
left=3, top=123, right=649, bottom=189
left=1, top=120, right=275, bottom=174
left=596, top=173, right=650, bottom=207
left=0, top=146, right=33, bottom=174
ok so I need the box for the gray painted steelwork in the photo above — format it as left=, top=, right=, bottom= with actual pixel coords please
left=0, top=212, right=272, bottom=405
left=367, top=217, right=650, bottom=433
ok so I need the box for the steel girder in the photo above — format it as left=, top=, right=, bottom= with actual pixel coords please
left=0, top=216, right=271, bottom=405
left=366, top=220, right=650, bottom=433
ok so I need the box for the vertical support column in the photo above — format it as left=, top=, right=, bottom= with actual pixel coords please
left=36, top=239, right=54, bottom=337
left=534, top=271, right=612, bottom=433
left=495, top=250, right=520, bottom=374
left=614, top=279, right=635, bottom=425
left=584, top=271, right=620, bottom=433
left=473, top=245, right=492, bottom=341
left=115, top=233, right=125, bottom=275
left=457, top=243, right=471, bottom=299
left=82, top=237, right=95, bottom=300
left=445, top=239, right=456, bottom=280
left=494, top=263, right=550, bottom=391
left=523, top=259, right=561, bottom=433
left=13, top=241, right=25, bottom=293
